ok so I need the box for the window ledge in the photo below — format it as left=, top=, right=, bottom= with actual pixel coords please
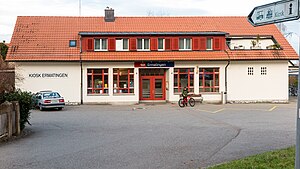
left=87, top=94, right=109, bottom=96
left=113, top=93, right=135, bottom=96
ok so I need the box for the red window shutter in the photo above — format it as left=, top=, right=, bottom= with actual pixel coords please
left=87, top=38, right=94, bottom=51
left=199, top=37, right=206, bottom=50
left=150, top=38, right=158, bottom=51
left=172, top=38, right=179, bottom=50
left=129, top=38, right=137, bottom=51
left=192, top=38, right=200, bottom=50
left=108, top=38, right=116, bottom=51
left=165, top=38, right=171, bottom=50
left=213, top=37, right=221, bottom=50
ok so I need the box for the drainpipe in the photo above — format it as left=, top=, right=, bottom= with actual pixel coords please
left=80, top=36, right=83, bottom=105
left=224, top=50, right=231, bottom=104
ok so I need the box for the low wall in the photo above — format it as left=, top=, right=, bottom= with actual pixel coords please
left=0, top=101, right=20, bottom=139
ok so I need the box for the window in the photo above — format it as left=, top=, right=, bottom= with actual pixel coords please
left=206, top=38, right=213, bottom=50
left=158, top=38, right=165, bottom=50
left=116, top=39, right=129, bottom=51
left=94, top=39, right=108, bottom=51
left=87, top=69, right=109, bottom=94
left=113, top=68, right=134, bottom=94
left=179, top=38, right=192, bottom=50
left=261, top=67, right=267, bottom=75
left=69, top=40, right=76, bottom=47
left=199, top=68, right=219, bottom=92
left=137, top=38, right=150, bottom=50
left=174, top=68, right=194, bottom=93
left=248, top=67, right=254, bottom=75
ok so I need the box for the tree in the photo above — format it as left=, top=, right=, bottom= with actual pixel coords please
left=0, top=41, right=8, bottom=60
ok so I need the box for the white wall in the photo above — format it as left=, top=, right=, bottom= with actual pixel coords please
left=15, top=62, right=81, bottom=103
left=227, top=60, right=289, bottom=102
left=82, top=62, right=139, bottom=104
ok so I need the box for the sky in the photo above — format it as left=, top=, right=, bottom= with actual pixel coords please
left=1, top=0, right=299, bottom=53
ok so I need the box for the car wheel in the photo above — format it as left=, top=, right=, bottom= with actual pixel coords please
left=39, top=105, right=44, bottom=111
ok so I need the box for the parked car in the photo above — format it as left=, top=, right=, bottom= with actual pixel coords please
left=33, top=91, right=65, bottom=111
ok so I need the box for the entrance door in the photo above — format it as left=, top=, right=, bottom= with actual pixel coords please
left=140, top=76, right=165, bottom=100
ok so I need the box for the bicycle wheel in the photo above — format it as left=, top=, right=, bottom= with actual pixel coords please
left=178, top=99, right=185, bottom=108
left=189, top=98, right=195, bottom=107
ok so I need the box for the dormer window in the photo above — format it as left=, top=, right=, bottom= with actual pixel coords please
left=137, top=38, right=150, bottom=51
left=158, top=38, right=165, bottom=51
left=179, top=38, right=191, bottom=50
left=116, top=38, right=129, bottom=51
left=95, top=39, right=108, bottom=51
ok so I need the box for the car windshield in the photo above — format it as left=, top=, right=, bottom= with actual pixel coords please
left=43, top=92, right=61, bottom=99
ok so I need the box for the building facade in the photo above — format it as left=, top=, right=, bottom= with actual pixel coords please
left=7, top=9, right=298, bottom=104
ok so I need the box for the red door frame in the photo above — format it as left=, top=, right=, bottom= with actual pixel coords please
left=139, top=75, right=166, bottom=100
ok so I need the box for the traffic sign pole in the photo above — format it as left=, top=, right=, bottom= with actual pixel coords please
left=297, top=38, right=300, bottom=169
left=248, top=0, right=300, bottom=168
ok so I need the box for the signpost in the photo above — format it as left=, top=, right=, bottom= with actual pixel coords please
left=248, top=0, right=300, bottom=26
left=248, top=1, right=300, bottom=168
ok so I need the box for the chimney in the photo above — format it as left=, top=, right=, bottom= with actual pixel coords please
left=105, top=7, right=115, bottom=22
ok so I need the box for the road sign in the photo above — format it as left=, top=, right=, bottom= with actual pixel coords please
left=248, top=0, right=300, bottom=26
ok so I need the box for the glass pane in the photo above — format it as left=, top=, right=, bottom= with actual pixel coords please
left=215, top=74, right=219, bottom=86
left=174, top=74, right=178, bottom=87
left=186, top=39, right=191, bottom=49
left=180, top=74, right=188, bottom=88
left=123, top=39, right=128, bottom=49
left=207, top=38, right=212, bottom=49
left=94, top=69, right=102, bottom=74
left=137, top=39, right=143, bottom=49
left=174, top=88, right=179, bottom=93
left=119, top=75, right=128, bottom=88
left=104, top=75, right=109, bottom=89
left=190, top=74, right=194, bottom=87
left=205, top=68, right=214, bottom=73
left=88, top=89, right=92, bottom=94
left=158, top=38, right=164, bottom=49
left=95, top=39, right=100, bottom=50
left=142, top=79, right=150, bottom=98
left=155, top=79, right=163, bottom=98
left=215, top=68, right=219, bottom=72
left=113, top=75, right=118, bottom=88
left=205, top=88, right=213, bottom=92
left=88, top=75, right=92, bottom=88
left=129, top=75, right=134, bottom=87
left=144, top=39, right=150, bottom=49
left=94, top=76, right=102, bottom=88
left=179, top=39, right=184, bottom=49
left=205, top=74, right=213, bottom=87
left=199, top=74, right=203, bottom=87
left=88, top=69, right=92, bottom=73
left=129, top=89, right=134, bottom=93
left=103, top=69, right=108, bottom=73
left=102, top=39, right=107, bottom=50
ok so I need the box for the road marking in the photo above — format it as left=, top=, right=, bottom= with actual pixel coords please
left=212, top=108, right=225, bottom=114
left=268, top=106, right=277, bottom=112
left=198, top=109, right=213, bottom=113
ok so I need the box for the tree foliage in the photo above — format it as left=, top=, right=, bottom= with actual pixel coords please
left=0, top=42, right=8, bottom=60
left=0, top=89, right=33, bottom=130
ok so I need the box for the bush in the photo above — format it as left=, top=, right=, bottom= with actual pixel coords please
left=0, top=89, right=33, bottom=130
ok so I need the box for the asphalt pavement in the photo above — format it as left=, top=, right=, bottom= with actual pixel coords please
left=0, top=100, right=297, bottom=169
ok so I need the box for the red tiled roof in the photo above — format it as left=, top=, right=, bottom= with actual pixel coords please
left=6, top=16, right=298, bottom=61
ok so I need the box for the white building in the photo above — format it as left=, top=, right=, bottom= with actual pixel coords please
left=7, top=9, right=298, bottom=104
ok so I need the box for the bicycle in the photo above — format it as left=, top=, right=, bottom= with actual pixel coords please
left=178, top=94, right=195, bottom=108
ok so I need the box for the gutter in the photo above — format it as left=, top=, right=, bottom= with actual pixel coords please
left=80, top=36, right=83, bottom=105
left=224, top=50, right=231, bottom=104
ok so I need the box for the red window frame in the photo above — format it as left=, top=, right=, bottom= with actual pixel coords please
left=87, top=68, right=109, bottom=95
left=113, top=68, right=134, bottom=94
left=199, top=68, right=219, bottom=92
left=173, top=68, right=194, bottom=94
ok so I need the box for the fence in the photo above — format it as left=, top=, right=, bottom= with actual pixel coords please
left=0, top=101, right=20, bottom=139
